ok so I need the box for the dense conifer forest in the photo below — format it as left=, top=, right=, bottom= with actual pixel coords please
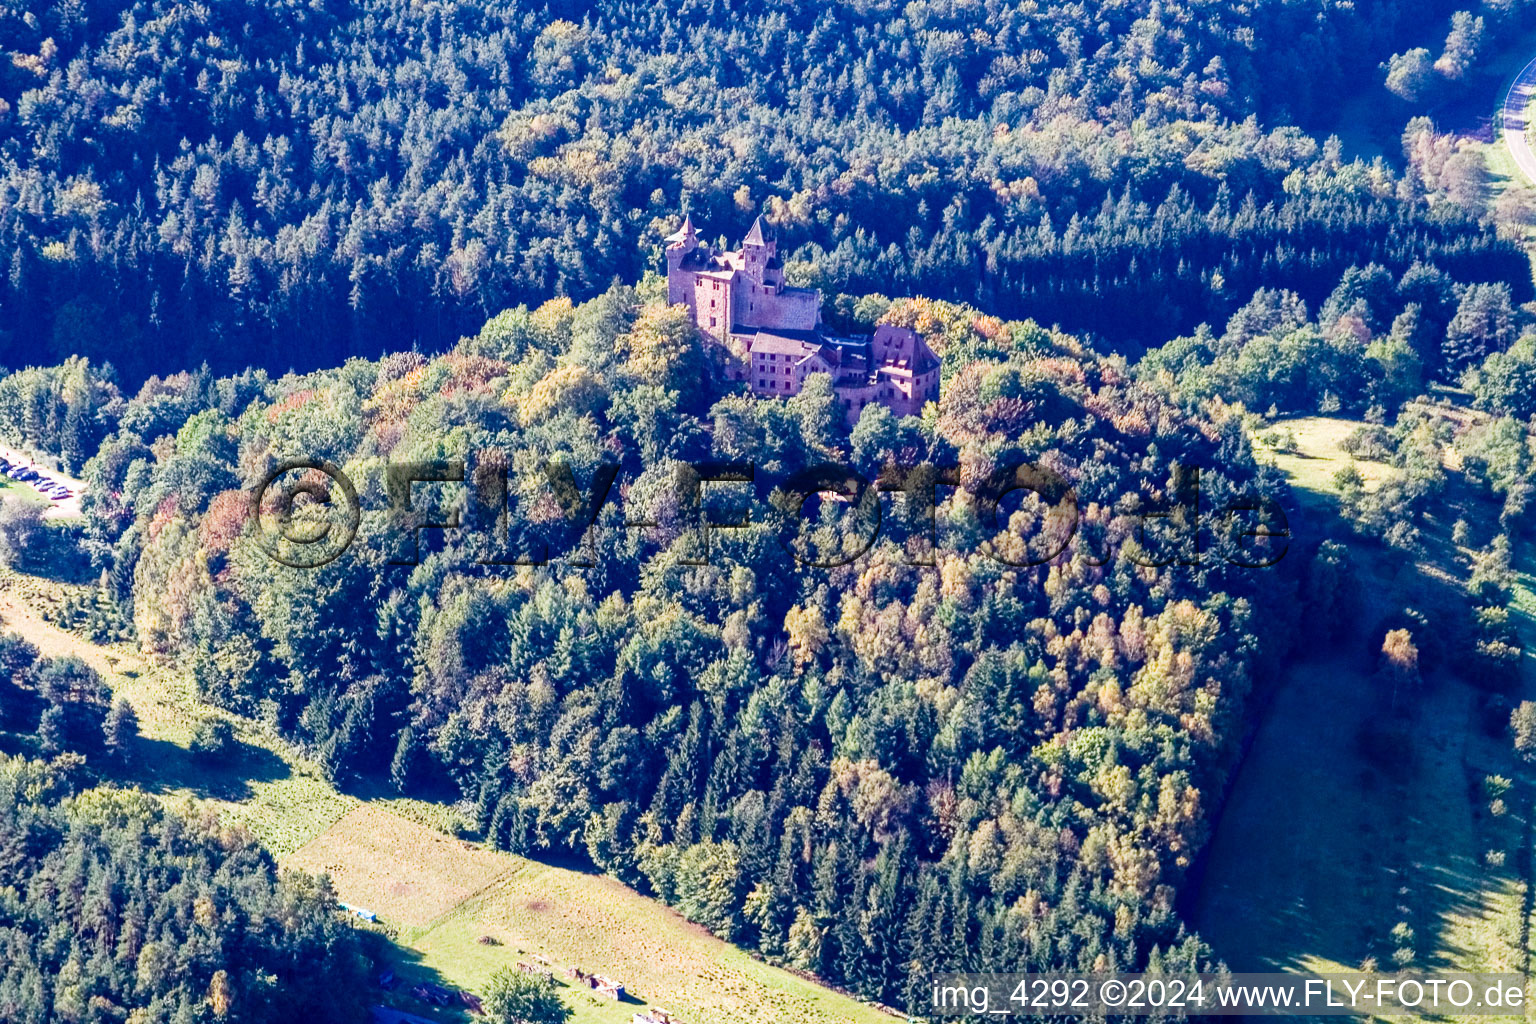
left=0, top=0, right=1529, bottom=383
left=0, top=756, right=367, bottom=1023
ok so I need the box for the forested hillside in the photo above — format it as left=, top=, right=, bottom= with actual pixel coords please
left=4, top=0, right=1536, bottom=1016
left=4, top=247, right=1529, bottom=1017
left=6, top=281, right=1295, bottom=1013
left=0, top=756, right=367, bottom=1023
left=0, top=0, right=1526, bottom=383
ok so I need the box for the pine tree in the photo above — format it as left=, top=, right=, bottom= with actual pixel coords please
left=389, top=726, right=418, bottom=793
left=489, top=792, right=517, bottom=850
left=902, top=872, right=941, bottom=1014
left=475, top=778, right=503, bottom=833
left=37, top=704, right=65, bottom=757
left=103, top=698, right=139, bottom=764
left=863, top=833, right=913, bottom=1003
left=833, top=866, right=869, bottom=992
left=507, top=802, right=537, bottom=855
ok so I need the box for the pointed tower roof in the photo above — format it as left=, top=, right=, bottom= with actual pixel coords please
left=664, top=214, right=697, bottom=244
left=742, top=215, right=772, bottom=247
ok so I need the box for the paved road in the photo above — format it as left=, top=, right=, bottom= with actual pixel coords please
left=1504, top=54, right=1536, bottom=187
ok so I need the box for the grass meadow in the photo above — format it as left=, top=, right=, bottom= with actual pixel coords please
left=1196, top=412, right=1536, bottom=1017
left=1255, top=416, right=1404, bottom=507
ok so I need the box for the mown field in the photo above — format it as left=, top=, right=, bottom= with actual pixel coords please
left=374, top=843, right=896, bottom=1024
left=0, top=570, right=897, bottom=1024
left=1197, top=413, right=1536, bottom=1014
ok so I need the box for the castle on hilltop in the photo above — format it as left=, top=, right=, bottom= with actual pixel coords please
left=666, top=215, right=939, bottom=423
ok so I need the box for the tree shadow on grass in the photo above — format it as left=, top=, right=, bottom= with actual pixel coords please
left=363, top=931, right=477, bottom=1023
left=106, top=733, right=291, bottom=802
left=345, top=770, right=461, bottom=810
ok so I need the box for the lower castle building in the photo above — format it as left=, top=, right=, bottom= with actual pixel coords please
left=665, top=215, right=940, bottom=423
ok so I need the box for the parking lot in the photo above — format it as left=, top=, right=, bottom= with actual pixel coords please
left=0, top=445, right=83, bottom=518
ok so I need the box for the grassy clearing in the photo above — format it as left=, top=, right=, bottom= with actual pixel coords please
left=1193, top=656, right=1409, bottom=975
left=0, top=572, right=358, bottom=855
left=1252, top=416, right=1402, bottom=506
left=1202, top=412, right=1536, bottom=1017
left=0, top=570, right=896, bottom=1024
left=388, top=857, right=893, bottom=1024
left=288, top=806, right=512, bottom=928
left=289, top=803, right=897, bottom=1024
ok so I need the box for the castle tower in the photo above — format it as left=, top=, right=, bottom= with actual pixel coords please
left=664, top=213, right=699, bottom=305
left=741, top=216, right=774, bottom=285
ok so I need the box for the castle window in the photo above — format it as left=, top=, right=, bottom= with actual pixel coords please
left=709, top=317, right=717, bottom=326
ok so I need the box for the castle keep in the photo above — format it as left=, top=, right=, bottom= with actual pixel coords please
left=666, top=215, right=940, bottom=423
